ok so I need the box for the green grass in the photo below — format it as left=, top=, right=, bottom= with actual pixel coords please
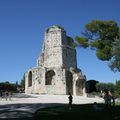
left=34, top=103, right=120, bottom=120
left=115, top=102, right=120, bottom=106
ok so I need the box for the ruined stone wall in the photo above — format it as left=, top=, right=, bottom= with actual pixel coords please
left=43, top=27, right=63, bottom=68
left=38, top=26, right=77, bottom=69
left=25, top=67, right=46, bottom=94
left=25, top=67, right=67, bottom=95
left=25, top=25, right=86, bottom=96
left=62, top=46, right=77, bottom=69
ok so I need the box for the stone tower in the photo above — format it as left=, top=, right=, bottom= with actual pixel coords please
left=25, top=25, right=86, bottom=96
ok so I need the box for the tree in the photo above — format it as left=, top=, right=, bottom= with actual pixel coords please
left=96, top=82, right=115, bottom=92
left=0, top=81, right=17, bottom=92
left=75, top=20, right=120, bottom=71
left=109, top=37, right=120, bottom=72
left=20, top=74, right=25, bottom=89
left=115, top=80, right=120, bottom=97
left=85, top=80, right=98, bottom=93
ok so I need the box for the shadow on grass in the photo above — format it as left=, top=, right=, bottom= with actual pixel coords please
left=0, top=103, right=65, bottom=120
left=34, top=103, right=120, bottom=120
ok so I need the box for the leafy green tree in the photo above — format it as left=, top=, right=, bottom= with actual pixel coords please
left=75, top=20, right=120, bottom=71
left=109, top=37, right=120, bottom=72
left=115, top=80, right=120, bottom=97
left=0, top=81, right=17, bottom=91
left=20, top=75, right=25, bottom=89
left=96, top=82, right=115, bottom=92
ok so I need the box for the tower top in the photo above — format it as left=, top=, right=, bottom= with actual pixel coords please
left=46, top=25, right=66, bottom=33
left=38, top=25, right=77, bottom=68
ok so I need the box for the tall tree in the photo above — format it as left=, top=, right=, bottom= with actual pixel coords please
left=0, top=81, right=17, bottom=91
left=115, top=80, right=120, bottom=97
left=75, top=20, right=120, bottom=71
left=96, top=82, right=115, bottom=92
left=20, top=74, right=25, bottom=89
left=109, top=36, right=120, bottom=72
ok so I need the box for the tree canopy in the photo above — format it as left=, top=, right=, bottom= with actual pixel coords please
left=75, top=20, right=120, bottom=71
left=0, top=81, right=17, bottom=92
left=96, top=82, right=115, bottom=92
left=115, top=80, right=120, bottom=97
left=20, top=74, right=25, bottom=89
left=109, top=37, right=120, bottom=72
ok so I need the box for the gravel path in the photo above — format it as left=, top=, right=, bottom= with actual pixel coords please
left=0, top=93, right=104, bottom=119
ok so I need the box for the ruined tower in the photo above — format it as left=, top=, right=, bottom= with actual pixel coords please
left=25, top=25, right=86, bottom=96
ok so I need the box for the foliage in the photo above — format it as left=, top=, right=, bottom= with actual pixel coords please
left=75, top=36, right=89, bottom=48
left=20, top=74, right=25, bottom=89
left=0, top=81, right=17, bottom=92
left=109, top=37, right=120, bottom=72
left=75, top=20, right=120, bottom=71
left=96, top=82, right=115, bottom=92
left=85, top=80, right=98, bottom=93
left=95, top=81, right=120, bottom=98
left=114, top=80, right=120, bottom=98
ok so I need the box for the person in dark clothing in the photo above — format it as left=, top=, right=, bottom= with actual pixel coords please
left=68, top=92, right=73, bottom=110
left=104, top=91, right=112, bottom=107
left=0, top=91, right=3, bottom=99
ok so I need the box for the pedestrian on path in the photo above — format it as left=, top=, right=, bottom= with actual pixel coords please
left=68, top=92, right=73, bottom=110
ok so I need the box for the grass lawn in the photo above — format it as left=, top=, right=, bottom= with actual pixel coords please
left=34, top=103, right=120, bottom=120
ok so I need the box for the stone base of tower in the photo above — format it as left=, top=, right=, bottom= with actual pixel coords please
left=25, top=67, right=86, bottom=96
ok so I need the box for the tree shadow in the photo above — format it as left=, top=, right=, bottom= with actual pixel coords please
left=34, top=103, right=120, bottom=120
left=0, top=103, right=65, bottom=120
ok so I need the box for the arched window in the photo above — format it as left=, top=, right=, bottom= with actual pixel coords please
left=28, top=71, right=32, bottom=87
left=45, top=70, right=55, bottom=85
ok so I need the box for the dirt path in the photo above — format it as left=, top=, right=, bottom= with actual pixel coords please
left=0, top=93, right=104, bottom=119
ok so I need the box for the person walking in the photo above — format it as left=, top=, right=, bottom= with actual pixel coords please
left=68, top=92, right=73, bottom=110
left=108, top=91, right=115, bottom=106
left=104, top=91, right=112, bottom=107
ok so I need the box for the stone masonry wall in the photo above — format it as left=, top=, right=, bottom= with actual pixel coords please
left=25, top=25, right=86, bottom=96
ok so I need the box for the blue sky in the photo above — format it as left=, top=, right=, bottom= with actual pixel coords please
left=0, top=0, right=120, bottom=84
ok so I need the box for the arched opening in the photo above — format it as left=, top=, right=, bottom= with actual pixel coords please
left=66, top=71, right=73, bottom=95
left=45, top=70, right=55, bottom=85
left=76, top=79, right=84, bottom=96
left=28, top=71, right=32, bottom=87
